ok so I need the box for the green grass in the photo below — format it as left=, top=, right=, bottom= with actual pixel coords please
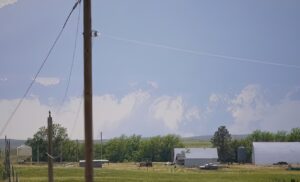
left=12, top=163, right=300, bottom=182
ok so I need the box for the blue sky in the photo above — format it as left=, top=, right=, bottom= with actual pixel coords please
left=1, top=0, right=300, bottom=139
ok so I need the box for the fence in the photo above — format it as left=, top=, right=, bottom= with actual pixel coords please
left=3, top=136, right=19, bottom=182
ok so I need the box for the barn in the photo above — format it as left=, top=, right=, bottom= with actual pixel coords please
left=173, top=148, right=218, bottom=167
left=252, top=142, right=300, bottom=165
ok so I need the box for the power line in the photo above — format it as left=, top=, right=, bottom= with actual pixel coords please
left=57, top=1, right=81, bottom=114
left=103, top=34, right=300, bottom=69
left=0, top=0, right=82, bottom=137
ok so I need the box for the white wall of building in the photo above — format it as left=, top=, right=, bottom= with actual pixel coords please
left=252, top=142, right=300, bottom=165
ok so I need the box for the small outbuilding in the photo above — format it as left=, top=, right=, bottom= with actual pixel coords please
left=252, top=142, right=300, bottom=165
left=173, top=148, right=218, bottom=167
left=17, top=145, right=32, bottom=163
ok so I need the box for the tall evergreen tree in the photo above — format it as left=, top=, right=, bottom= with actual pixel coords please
left=211, top=126, right=233, bottom=162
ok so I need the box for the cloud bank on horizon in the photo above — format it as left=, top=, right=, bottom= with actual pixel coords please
left=1, top=84, right=299, bottom=139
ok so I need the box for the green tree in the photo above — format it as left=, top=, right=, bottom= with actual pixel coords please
left=160, top=134, right=184, bottom=161
left=211, top=126, right=233, bottom=162
left=274, top=131, right=288, bottom=142
left=25, top=124, right=71, bottom=162
left=230, top=138, right=252, bottom=163
left=124, top=135, right=142, bottom=161
left=62, top=139, right=80, bottom=162
left=288, top=128, right=300, bottom=141
left=103, top=134, right=183, bottom=162
left=104, top=135, right=127, bottom=162
left=248, top=130, right=274, bottom=142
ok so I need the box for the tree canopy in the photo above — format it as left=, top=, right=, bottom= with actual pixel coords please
left=25, top=124, right=76, bottom=162
left=211, top=126, right=233, bottom=162
left=101, top=134, right=184, bottom=162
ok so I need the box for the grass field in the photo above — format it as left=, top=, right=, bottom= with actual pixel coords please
left=181, top=139, right=212, bottom=148
left=13, top=163, right=300, bottom=182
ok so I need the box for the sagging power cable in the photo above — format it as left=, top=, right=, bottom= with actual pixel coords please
left=0, top=0, right=82, bottom=137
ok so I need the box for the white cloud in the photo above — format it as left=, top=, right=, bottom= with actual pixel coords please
left=0, top=77, right=8, bottom=82
left=0, top=90, right=151, bottom=139
left=285, top=86, right=300, bottom=100
left=149, top=96, right=184, bottom=131
left=35, top=77, right=60, bottom=86
left=0, top=96, right=53, bottom=139
left=2, top=84, right=299, bottom=140
left=147, top=81, right=159, bottom=89
left=209, top=93, right=221, bottom=103
left=228, top=84, right=300, bottom=134
left=185, top=107, right=201, bottom=121
left=92, top=90, right=150, bottom=131
left=0, top=0, right=17, bottom=8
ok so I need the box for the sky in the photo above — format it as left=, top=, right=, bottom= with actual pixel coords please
left=0, top=0, right=300, bottom=140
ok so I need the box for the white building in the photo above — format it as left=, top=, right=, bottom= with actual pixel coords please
left=173, top=148, right=218, bottom=167
left=17, top=145, right=32, bottom=163
left=252, top=142, right=300, bottom=165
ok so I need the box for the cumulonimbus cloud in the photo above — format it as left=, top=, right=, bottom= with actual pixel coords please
left=149, top=96, right=184, bottom=131
left=0, top=89, right=206, bottom=139
left=227, top=84, right=300, bottom=133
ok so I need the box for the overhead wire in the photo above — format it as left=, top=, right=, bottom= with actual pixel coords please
left=102, top=34, right=300, bottom=69
left=0, top=0, right=82, bottom=137
left=57, top=1, right=82, bottom=114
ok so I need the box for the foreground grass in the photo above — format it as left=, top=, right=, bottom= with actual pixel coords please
left=14, top=163, right=300, bottom=182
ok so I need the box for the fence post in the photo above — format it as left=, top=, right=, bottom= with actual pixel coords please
left=12, top=165, right=14, bottom=182
left=16, top=172, right=19, bottom=182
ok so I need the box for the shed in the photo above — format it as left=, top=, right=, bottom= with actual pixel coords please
left=252, top=142, right=300, bottom=165
left=173, top=148, right=218, bottom=167
left=17, top=145, right=32, bottom=163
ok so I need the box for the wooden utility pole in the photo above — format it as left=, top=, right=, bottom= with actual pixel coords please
left=76, top=139, right=79, bottom=162
left=47, top=111, right=53, bottom=182
left=83, top=0, right=94, bottom=181
left=37, top=143, right=39, bottom=163
left=100, top=132, right=102, bottom=159
left=60, top=142, right=63, bottom=163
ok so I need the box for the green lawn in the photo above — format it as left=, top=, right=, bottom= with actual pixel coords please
left=13, top=163, right=300, bottom=182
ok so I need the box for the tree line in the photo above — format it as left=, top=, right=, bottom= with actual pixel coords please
left=211, top=126, right=300, bottom=163
left=25, top=123, right=300, bottom=164
left=25, top=124, right=184, bottom=162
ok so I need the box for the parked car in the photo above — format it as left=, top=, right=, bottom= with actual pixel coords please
left=164, top=162, right=175, bottom=165
left=199, top=163, right=218, bottom=170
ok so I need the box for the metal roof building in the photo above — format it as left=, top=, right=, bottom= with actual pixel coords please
left=173, top=148, right=218, bottom=167
left=17, top=145, right=32, bottom=163
left=252, top=142, right=300, bottom=165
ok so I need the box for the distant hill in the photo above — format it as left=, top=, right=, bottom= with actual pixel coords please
left=183, top=134, right=249, bottom=141
left=0, top=139, right=26, bottom=150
